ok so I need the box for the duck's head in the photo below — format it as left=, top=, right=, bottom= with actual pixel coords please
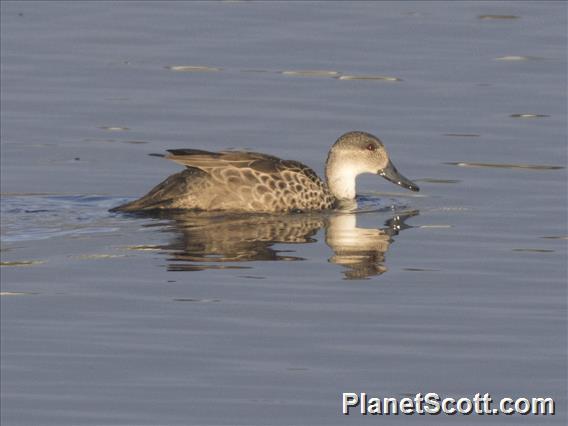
left=325, top=131, right=419, bottom=200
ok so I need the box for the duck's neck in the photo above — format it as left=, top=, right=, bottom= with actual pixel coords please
left=325, top=156, right=358, bottom=200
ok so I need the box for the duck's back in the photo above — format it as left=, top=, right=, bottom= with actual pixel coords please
left=111, top=150, right=335, bottom=213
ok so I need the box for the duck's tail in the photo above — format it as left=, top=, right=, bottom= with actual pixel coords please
left=109, top=169, right=202, bottom=212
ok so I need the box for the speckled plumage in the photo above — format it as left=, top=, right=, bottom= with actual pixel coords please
left=112, top=150, right=335, bottom=212
left=111, top=131, right=419, bottom=213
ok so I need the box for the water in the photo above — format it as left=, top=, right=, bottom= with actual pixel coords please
left=1, top=1, right=566, bottom=425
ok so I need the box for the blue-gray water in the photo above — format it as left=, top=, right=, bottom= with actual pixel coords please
left=1, top=1, right=566, bottom=425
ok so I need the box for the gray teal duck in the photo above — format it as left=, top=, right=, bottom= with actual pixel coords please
left=111, top=131, right=419, bottom=213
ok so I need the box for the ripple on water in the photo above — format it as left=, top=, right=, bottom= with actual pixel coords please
left=403, top=268, right=440, bottom=272
left=0, top=260, right=45, bottom=267
left=165, top=65, right=221, bottom=72
left=337, top=75, right=402, bottom=81
left=478, top=15, right=520, bottom=20
left=173, top=298, right=221, bottom=303
left=98, top=126, right=129, bottom=131
left=510, top=113, right=550, bottom=118
left=0, top=195, right=124, bottom=243
left=512, top=248, right=555, bottom=253
left=495, top=56, right=544, bottom=61
left=416, top=178, right=461, bottom=184
left=124, top=245, right=162, bottom=251
left=72, top=254, right=126, bottom=260
left=354, top=195, right=414, bottom=212
left=445, top=162, right=564, bottom=170
left=281, top=70, right=340, bottom=77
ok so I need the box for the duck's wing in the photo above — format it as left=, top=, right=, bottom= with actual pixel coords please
left=165, top=149, right=329, bottom=211
left=165, top=149, right=308, bottom=175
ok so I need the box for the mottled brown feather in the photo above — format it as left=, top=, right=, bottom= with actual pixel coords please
left=113, top=150, right=336, bottom=213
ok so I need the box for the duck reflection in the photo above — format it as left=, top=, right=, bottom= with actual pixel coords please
left=146, top=209, right=418, bottom=279
left=326, top=212, right=415, bottom=279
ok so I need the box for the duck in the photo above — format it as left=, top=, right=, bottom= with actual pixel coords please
left=110, top=131, right=419, bottom=213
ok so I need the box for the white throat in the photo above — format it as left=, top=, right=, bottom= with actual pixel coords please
left=326, top=163, right=359, bottom=200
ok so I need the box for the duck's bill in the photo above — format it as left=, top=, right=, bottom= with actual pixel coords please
left=378, top=161, right=420, bottom=192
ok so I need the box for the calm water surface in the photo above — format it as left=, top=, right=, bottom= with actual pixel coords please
left=1, top=1, right=566, bottom=425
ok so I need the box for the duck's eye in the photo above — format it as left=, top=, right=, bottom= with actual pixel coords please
left=366, top=143, right=376, bottom=151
